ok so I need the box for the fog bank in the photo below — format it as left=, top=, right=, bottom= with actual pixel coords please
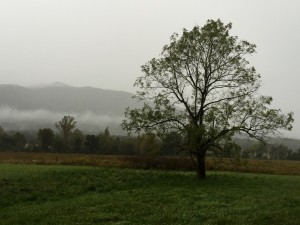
left=0, top=106, right=124, bottom=133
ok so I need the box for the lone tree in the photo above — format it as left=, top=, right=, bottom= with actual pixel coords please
left=122, top=19, right=293, bottom=179
left=55, top=116, right=77, bottom=147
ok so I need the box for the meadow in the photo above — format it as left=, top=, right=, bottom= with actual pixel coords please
left=0, top=163, right=299, bottom=225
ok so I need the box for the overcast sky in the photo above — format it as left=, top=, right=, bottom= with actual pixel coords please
left=0, top=0, right=299, bottom=137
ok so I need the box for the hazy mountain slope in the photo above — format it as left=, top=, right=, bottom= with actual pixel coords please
left=0, top=84, right=139, bottom=115
left=234, top=137, right=300, bottom=151
left=0, top=84, right=141, bottom=133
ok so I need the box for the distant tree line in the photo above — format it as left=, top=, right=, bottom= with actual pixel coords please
left=0, top=116, right=178, bottom=156
left=0, top=116, right=300, bottom=160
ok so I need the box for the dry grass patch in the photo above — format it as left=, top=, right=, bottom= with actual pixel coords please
left=0, top=152, right=299, bottom=175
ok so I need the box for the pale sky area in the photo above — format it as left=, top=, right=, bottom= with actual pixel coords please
left=0, top=0, right=299, bottom=138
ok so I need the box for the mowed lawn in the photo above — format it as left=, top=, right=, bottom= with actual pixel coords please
left=0, top=163, right=299, bottom=225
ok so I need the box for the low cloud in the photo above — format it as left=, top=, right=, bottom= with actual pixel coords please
left=0, top=106, right=123, bottom=132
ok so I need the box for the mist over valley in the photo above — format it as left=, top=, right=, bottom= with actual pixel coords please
left=0, top=83, right=141, bottom=134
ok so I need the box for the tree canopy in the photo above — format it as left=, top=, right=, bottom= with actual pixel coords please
left=55, top=115, right=77, bottom=147
left=37, top=128, right=54, bottom=151
left=122, top=19, right=294, bottom=178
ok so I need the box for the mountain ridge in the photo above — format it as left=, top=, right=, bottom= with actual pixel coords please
left=0, top=83, right=138, bottom=114
left=0, top=83, right=141, bottom=133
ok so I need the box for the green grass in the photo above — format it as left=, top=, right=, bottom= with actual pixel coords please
left=0, top=163, right=299, bottom=225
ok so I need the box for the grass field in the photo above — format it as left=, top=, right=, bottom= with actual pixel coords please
left=1, top=163, right=299, bottom=225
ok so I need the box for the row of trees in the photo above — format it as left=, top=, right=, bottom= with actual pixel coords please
left=241, top=142, right=299, bottom=160
left=0, top=126, right=26, bottom=151
left=35, top=116, right=177, bottom=155
left=0, top=116, right=299, bottom=160
left=0, top=116, right=178, bottom=155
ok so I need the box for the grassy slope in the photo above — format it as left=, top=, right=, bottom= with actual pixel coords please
left=0, top=163, right=299, bottom=225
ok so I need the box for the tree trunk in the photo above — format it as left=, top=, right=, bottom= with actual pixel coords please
left=197, top=153, right=206, bottom=179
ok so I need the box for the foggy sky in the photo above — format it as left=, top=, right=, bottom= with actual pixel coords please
left=0, top=0, right=299, bottom=138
